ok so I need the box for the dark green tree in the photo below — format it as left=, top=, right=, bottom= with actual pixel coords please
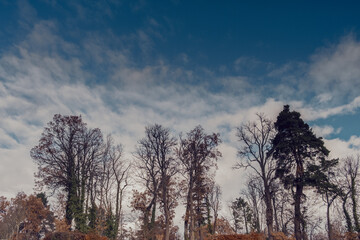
left=230, top=197, right=254, bottom=234
left=271, top=105, right=337, bottom=240
left=88, top=203, right=97, bottom=231
left=105, top=208, right=117, bottom=240
left=36, top=193, right=48, bottom=207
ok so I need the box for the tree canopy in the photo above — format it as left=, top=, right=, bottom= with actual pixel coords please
left=271, top=105, right=338, bottom=240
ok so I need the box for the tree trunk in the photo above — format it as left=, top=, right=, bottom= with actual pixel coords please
left=66, top=160, right=77, bottom=229
left=264, top=183, right=274, bottom=240
left=327, top=203, right=332, bottom=240
left=243, top=209, right=249, bottom=234
left=272, top=195, right=279, bottom=232
left=351, top=178, right=360, bottom=232
left=213, top=212, right=218, bottom=235
left=163, top=180, right=170, bottom=240
left=343, top=195, right=353, bottom=232
left=294, top=183, right=303, bottom=240
left=190, top=214, right=195, bottom=240
left=206, top=196, right=213, bottom=234
left=184, top=208, right=189, bottom=240
left=150, top=201, right=156, bottom=240
left=115, top=183, right=122, bottom=239
left=185, top=177, right=194, bottom=240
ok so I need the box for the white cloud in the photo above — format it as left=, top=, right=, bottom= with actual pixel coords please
left=284, top=96, right=360, bottom=121
left=2, top=10, right=360, bottom=235
left=0, top=19, right=265, bottom=205
left=312, top=125, right=341, bottom=138
left=308, top=34, right=360, bottom=101
left=324, top=136, right=360, bottom=159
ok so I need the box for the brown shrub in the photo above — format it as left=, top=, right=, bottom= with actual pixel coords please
left=44, top=231, right=107, bottom=240
left=271, top=232, right=295, bottom=240
left=345, top=232, right=359, bottom=240
left=206, top=232, right=266, bottom=240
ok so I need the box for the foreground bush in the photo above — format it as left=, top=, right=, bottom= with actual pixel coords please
left=271, top=232, right=295, bottom=240
left=206, top=232, right=265, bottom=240
left=206, top=232, right=297, bottom=240
left=44, top=232, right=108, bottom=240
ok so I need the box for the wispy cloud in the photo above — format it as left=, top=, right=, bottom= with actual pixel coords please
left=308, top=34, right=360, bottom=101
left=1, top=4, right=360, bottom=233
left=312, top=125, right=342, bottom=138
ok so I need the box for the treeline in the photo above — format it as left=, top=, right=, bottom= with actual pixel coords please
left=0, top=105, right=359, bottom=240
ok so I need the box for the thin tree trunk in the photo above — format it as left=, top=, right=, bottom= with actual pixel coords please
left=351, top=179, right=360, bottom=231
left=151, top=201, right=156, bottom=240
left=272, top=195, right=279, bottom=232
left=185, top=177, right=194, bottom=240
left=163, top=179, right=170, bottom=240
left=213, top=212, right=218, bottom=235
left=294, top=183, right=303, bottom=240
left=343, top=195, right=353, bottom=232
left=243, top=209, right=249, bottom=234
left=264, top=183, right=274, bottom=240
left=327, top=203, right=332, bottom=240
left=115, top=184, right=121, bottom=239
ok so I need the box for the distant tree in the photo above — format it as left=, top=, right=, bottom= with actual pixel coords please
left=104, top=207, right=117, bottom=239
left=178, top=125, right=221, bottom=240
left=242, top=177, right=262, bottom=233
left=271, top=105, right=338, bottom=240
left=337, top=155, right=360, bottom=233
left=0, top=192, right=26, bottom=239
left=207, top=183, right=221, bottom=234
left=19, top=194, right=55, bottom=239
left=271, top=183, right=293, bottom=235
left=31, top=114, right=105, bottom=231
left=236, top=113, right=276, bottom=239
left=230, top=196, right=254, bottom=234
left=36, top=192, right=48, bottom=207
left=316, top=165, right=341, bottom=240
left=109, top=143, right=130, bottom=239
left=134, top=124, right=178, bottom=240
left=97, top=136, right=130, bottom=239
left=0, top=193, right=55, bottom=240
left=215, top=217, right=236, bottom=235
left=130, top=189, right=153, bottom=239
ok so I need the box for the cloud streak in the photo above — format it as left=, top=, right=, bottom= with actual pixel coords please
left=1, top=4, right=360, bottom=233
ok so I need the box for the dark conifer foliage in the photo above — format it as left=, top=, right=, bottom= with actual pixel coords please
left=271, top=105, right=338, bottom=240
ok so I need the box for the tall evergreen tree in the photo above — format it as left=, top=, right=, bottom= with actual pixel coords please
left=271, top=105, right=337, bottom=240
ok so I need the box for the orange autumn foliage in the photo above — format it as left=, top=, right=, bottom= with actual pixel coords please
left=44, top=231, right=108, bottom=240
left=345, top=232, right=360, bottom=240
left=206, top=232, right=265, bottom=240
left=54, top=218, right=70, bottom=232
left=271, top=232, right=295, bottom=240
left=206, top=232, right=295, bottom=240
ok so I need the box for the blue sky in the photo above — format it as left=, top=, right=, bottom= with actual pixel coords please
left=1, top=0, right=360, bottom=229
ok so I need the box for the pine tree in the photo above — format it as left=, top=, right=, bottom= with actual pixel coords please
left=271, top=105, right=337, bottom=240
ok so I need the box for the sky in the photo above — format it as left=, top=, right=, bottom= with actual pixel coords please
left=1, top=0, right=360, bottom=230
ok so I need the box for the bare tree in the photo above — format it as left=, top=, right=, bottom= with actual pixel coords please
left=178, top=125, right=221, bottom=240
left=31, top=114, right=104, bottom=230
left=317, top=167, right=341, bottom=240
left=272, top=183, right=293, bottom=235
left=235, top=113, right=276, bottom=239
left=100, top=136, right=131, bottom=239
left=111, top=145, right=130, bottom=239
left=134, top=124, right=177, bottom=240
left=208, top=183, right=221, bottom=234
left=338, top=155, right=360, bottom=233
left=242, top=177, right=263, bottom=233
